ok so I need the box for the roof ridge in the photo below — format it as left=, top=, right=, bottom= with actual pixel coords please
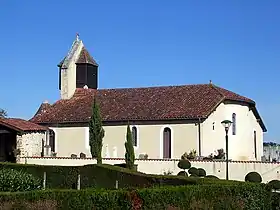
left=209, top=84, right=227, bottom=99
left=98, top=83, right=210, bottom=91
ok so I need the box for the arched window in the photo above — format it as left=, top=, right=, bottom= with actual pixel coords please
left=49, top=130, right=55, bottom=152
left=254, top=131, right=257, bottom=159
left=232, top=113, right=236, bottom=135
left=131, top=126, right=137, bottom=147
left=163, top=127, right=171, bottom=159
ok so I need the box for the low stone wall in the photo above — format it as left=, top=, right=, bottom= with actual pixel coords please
left=19, top=157, right=280, bottom=183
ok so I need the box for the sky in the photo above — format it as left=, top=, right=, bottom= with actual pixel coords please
left=0, top=1, right=279, bottom=142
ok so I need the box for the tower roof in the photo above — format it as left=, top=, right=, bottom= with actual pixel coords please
left=76, top=47, right=98, bottom=66
left=57, top=34, right=98, bottom=68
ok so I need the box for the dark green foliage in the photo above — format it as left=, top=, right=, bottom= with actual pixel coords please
left=125, top=124, right=135, bottom=170
left=0, top=183, right=272, bottom=209
left=0, top=163, right=79, bottom=189
left=198, top=168, right=206, bottom=177
left=205, top=175, right=219, bottom=180
left=177, top=159, right=191, bottom=170
left=190, top=174, right=199, bottom=178
left=245, top=172, right=262, bottom=183
left=89, top=97, right=105, bottom=164
left=267, top=180, right=280, bottom=190
left=188, top=167, right=199, bottom=176
left=271, top=192, right=280, bottom=210
left=177, top=171, right=188, bottom=177
left=0, top=162, right=242, bottom=190
left=0, top=168, right=41, bottom=192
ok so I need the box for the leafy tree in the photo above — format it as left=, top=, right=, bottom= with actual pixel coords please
left=125, top=124, right=135, bottom=169
left=89, top=98, right=105, bottom=164
left=0, top=109, right=7, bottom=118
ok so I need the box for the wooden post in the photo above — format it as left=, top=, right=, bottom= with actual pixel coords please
left=115, top=180, right=119, bottom=189
left=77, top=174, right=81, bottom=190
left=43, top=172, right=46, bottom=190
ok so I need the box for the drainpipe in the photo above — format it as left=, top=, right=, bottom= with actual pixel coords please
left=198, top=118, right=201, bottom=156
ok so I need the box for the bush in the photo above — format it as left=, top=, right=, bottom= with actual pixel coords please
left=177, top=171, right=188, bottom=177
left=0, top=183, right=271, bottom=209
left=0, top=162, right=239, bottom=190
left=188, top=167, right=199, bottom=176
left=271, top=192, right=280, bottom=210
left=205, top=175, right=219, bottom=180
left=245, top=172, right=262, bottom=183
left=177, top=159, right=191, bottom=170
left=198, top=168, right=206, bottom=177
left=0, top=168, right=41, bottom=192
left=267, top=180, right=280, bottom=190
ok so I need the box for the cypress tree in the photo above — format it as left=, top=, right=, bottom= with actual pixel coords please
left=89, top=97, right=105, bottom=164
left=125, top=124, right=135, bottom=169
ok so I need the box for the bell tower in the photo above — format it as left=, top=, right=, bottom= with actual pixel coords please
left=57, top=34, right=98, bottom=99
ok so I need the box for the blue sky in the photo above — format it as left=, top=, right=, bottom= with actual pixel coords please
left=0, top=1, right=279, bottom=142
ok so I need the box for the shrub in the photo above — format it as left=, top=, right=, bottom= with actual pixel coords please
left=197, top=168, right=206, bottom=177
left=0, top=168, right=41, bottom=192
left=205, top=175, right=219, bottom=180
left=267, top=180, right=280, bottom=190
left=177, top=171, right=188, bottom=177
left=188, top=167, right=199, bottom=176
left=177, top=159, right=191, bottom=170
left=0, top=183, right=271, bottom=209
left=189, top=174, right=199, bottom=178
left=271, top=192, right=280, bottom=210
left=181, top=149, right=197, bottom=160
left=245, top=172, right=262, bottom=183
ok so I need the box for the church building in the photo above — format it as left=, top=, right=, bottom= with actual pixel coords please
left=26, top=35, right=266, bottom=161
left=28, top=35, right=267, bottom=161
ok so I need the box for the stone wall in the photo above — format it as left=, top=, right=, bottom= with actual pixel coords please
left=19, top=157, right=280, bottom=183
left=17, top=132, right=46, bottom=158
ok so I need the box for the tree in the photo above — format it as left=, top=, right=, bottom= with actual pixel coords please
left=89, top=97, right=105, bottom=164
left=125, top=124, right=135, bottom=169
left=0, top=109, right=7, bottom=118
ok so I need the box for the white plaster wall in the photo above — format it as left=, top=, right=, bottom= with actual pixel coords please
left=50, top=127, right=91, bottom=157
left=60, top=40, right=84, bottom=99
left=50, top=123, right=198, bottom=160
left=201, top=102, right=264, bottom=161
left=21, top=157, right=280, bottom=183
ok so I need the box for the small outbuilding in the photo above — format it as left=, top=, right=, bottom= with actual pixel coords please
left=0, top=118, right=48, bottom=162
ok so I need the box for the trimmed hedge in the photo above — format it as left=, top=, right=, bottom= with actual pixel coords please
left=0, top=183, right=271, bottom=209
left=0, top=168, right=41, bottom=192
left=0, top=162, right=240, bottom=190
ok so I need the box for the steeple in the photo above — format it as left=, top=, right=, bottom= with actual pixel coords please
left=58, top=34, right=98, bottom=99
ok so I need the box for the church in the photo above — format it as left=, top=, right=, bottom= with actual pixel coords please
left=0, top=35, right=267, bottom=162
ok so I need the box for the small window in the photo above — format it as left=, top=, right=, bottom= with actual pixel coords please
left=163, top=127, right=171, bottom=159
left=131, top=126, right=137, bottom=147
left=254, top=131, right=257, bottom=159
left=232, top=113, right=236, bottom=135
left=49, top=130, right=55, bottom=152
left=212, top=122, right=215, bottom=131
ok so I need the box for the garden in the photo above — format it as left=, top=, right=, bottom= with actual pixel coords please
left=0, top=100, right=279, bottom=209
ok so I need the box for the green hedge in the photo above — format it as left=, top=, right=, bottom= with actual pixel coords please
left=0, top=183, right=272, bottom=209
left=0, top=163, right=240, bottom=190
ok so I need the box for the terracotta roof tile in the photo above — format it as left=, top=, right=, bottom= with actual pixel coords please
left=30, top=84, right=265, bottom=130
left=0, top=118, right=48, bottom=132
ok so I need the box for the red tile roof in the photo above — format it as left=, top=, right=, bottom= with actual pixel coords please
left=30, top=83, right=266, bottom=131
left=0, top=118, right=48, bottom=132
